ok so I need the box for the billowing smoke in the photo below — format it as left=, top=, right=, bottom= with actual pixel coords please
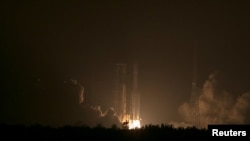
left=66, top=79, right=84, bottom=104
left=91, top=106, right=121, bottom=128
left=178, top=72, right=250, bottom=128
left=0, top=76, right=122, bottom=128
left=61, top=79, right=121, bottom=128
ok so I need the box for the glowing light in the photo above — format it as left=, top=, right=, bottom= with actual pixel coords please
left=128, top=119, right=141, bottom=129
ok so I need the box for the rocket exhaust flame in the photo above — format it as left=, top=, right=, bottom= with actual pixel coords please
left=128, top=119, right=141, bottom=129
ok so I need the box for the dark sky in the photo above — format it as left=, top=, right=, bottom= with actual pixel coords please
left=1, top=1, right=250, bottom=127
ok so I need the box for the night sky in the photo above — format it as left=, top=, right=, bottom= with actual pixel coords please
left=1, top=1, right=250, bottom=127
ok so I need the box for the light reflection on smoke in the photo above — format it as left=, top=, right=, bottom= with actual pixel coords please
left=177, top=72, right=250, bottom=128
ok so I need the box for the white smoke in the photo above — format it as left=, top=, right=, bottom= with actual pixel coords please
left=178, top=72, right=250, bottom=128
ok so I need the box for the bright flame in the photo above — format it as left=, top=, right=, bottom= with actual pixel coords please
left=128, top=119, right=141, bottom=129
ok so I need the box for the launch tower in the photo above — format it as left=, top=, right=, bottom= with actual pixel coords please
left=190, top=46, right=200, bottom=128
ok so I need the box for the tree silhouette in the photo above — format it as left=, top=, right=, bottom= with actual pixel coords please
left=0, top=123, right=210, bottom=141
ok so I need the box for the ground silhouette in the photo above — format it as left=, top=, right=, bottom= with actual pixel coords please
left=0, top=123, right=210, bottom=141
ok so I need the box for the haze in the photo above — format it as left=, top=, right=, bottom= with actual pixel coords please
left=1, top=1, right=250, bottom=127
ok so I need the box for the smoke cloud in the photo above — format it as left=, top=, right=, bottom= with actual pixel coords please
left=90, top=106, right=121, bottom=128
left=169, top=121, right=192, bottom=128
left=64, top=79, right=121, bottom=128
left=65, top=79, right=84, bottom=104
left=178, top=72, right=250, bottom=128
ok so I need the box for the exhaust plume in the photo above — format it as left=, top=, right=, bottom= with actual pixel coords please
left=178, top=72, right=250, bottom=128
left=64, top=79, right=121, bottom=128
left=91, top=105, right=121, bottom=128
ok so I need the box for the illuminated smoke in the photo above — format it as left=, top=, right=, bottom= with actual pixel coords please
left=91, top=105, right=121, bottom=128
left=63, top=79, right=121, bottom=128
left=91, top=105, right=107, bottom=117
left=178, top=72, right=250, bottom=128
left=67, top=79, right=84, bottom=104
left=169, top=121, right=192, bottom=128
left=229, top=92, right=250, bottom=123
